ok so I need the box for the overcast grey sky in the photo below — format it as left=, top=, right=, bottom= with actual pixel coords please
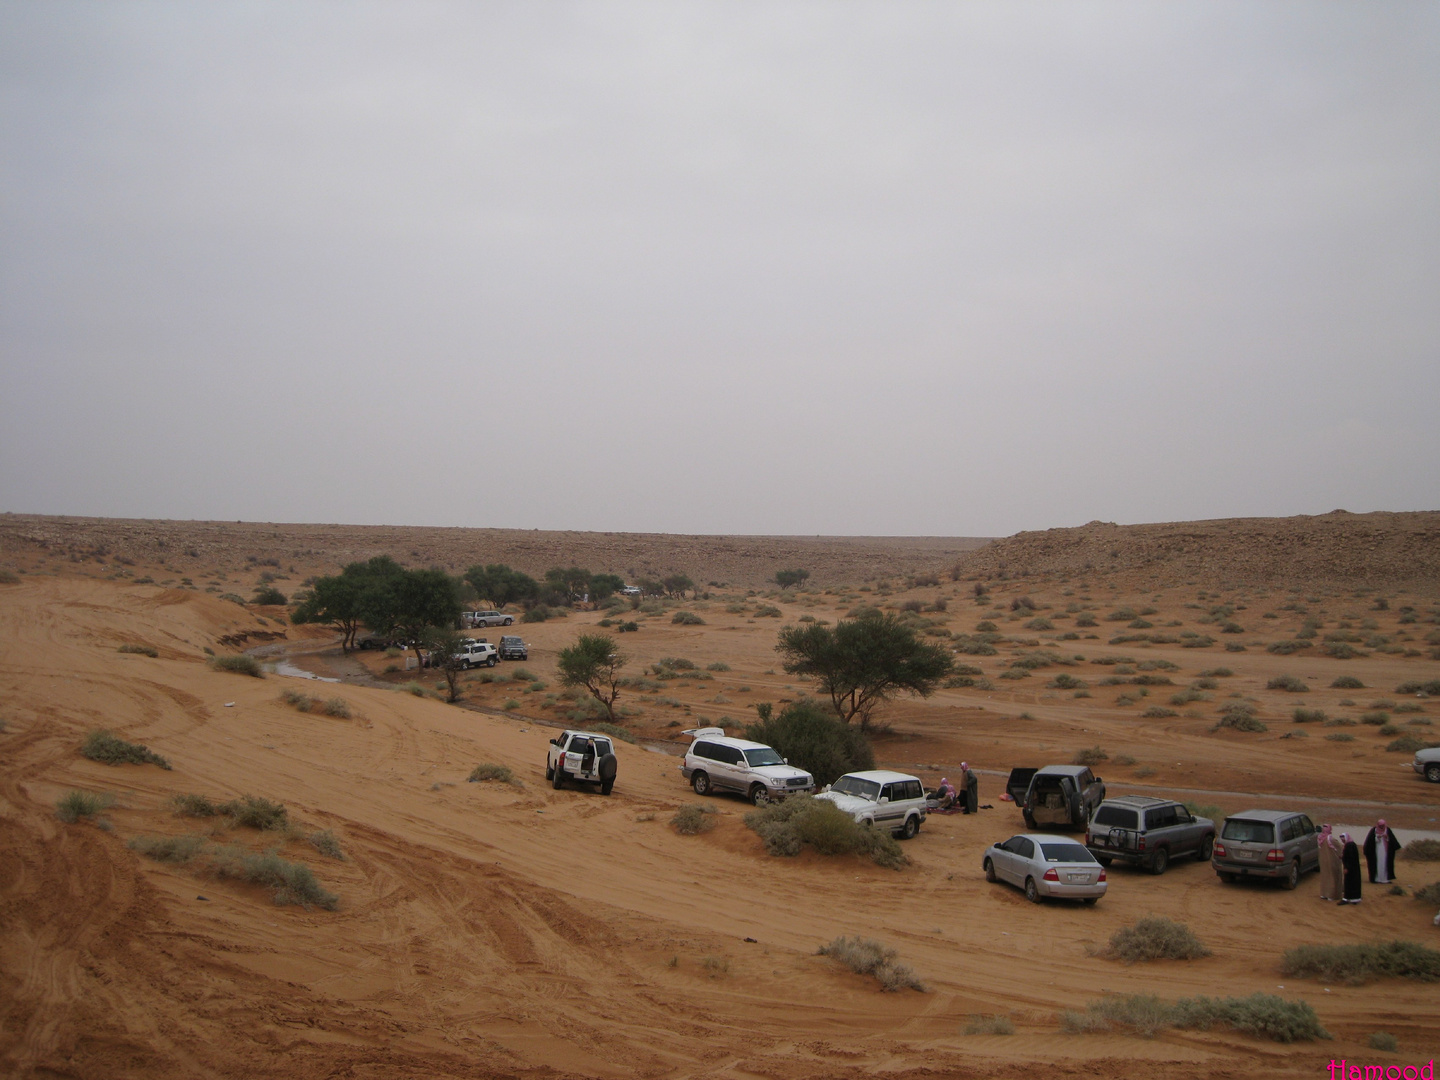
left=2, top=2, right=1436, bottom=537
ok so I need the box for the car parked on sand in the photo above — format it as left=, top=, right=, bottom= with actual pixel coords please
left=497, top=635, right=528, bottom=660
left=1212, top=809, right=1319, bottom=889
left=469, top=610, right=514, bottom=628
left=814, top=770, right=927, bottom=839
left=1085, top=796, right=1214, bottom=874
left=451, top=640, right=498, bottom=668
left=1413, top=746, right=1440, bottom=783
left=545, top=730, right=618, bottom=795
left=1006, top=765, right=1106, bottom=829
left=679, top=728, right=813, bottom=804
left=984, top=834, right=1107, bottom=904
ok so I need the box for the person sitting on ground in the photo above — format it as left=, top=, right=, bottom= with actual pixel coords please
left=934, top=777, right=958, bottom=809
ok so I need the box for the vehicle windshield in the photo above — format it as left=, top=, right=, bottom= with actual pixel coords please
left=1093, top=807, right=1138, bottom=829
left=1040, top=844, right=1096, bottom=863
left=1221, top=819, right=1275, bottom=844
left=831, top=776, right=881, bottom=801
left=744, top=748, right=784, bottom=767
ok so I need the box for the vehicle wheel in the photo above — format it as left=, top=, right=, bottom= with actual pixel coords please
left=1219, top=871, right=1237, bottom=883
left=545, top=764, right=554, bottom=781
left=984, top=858, right=997, bottom=883
left=1094, top=854, right=1112, bottom=866
left=749, top=784, right=770, bottom=806
left=601, top=779, right=614, bottom=796
left=1426, top=763, right=1440, bottom=783
left=1024, top=877, right=1041, bottom=904
left=504, top=618, right=513, bottom=626
left=691, top=772, right=710, bottom=796
left=1282, top=859, right=1300, bottom=890
left=1197, top=834, right=1214, bottom=861
left=1082, top=897, right=1098, bottom=905
left=1022, top=811, right=1036, bottom=830
left=486, top=657, right=497, bottom=667
left=552, top=768, right=565, bottom=790
left=899, top=815, right=919, bottom=840
left=1148, top=847, right=1169, bottom=876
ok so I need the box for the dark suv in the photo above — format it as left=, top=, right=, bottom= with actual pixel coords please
left=498, top=635, right=528, bottom=661
left=1085, top=796, right=1215, bottom=874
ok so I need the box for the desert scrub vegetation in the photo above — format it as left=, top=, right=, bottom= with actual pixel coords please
left=671, top=610, right=705, bottom=625
left=1292, top=708, right=1327, bottom=724
left=1387, top=734, right=1440, bottom=753
left=467, top=762, right=515, bottom=783
left=962, top=1015, right=1014, bottom=1035
left=116, top=643, right=159, bottom=657
left=1401, top=838, right=1440, bottom=861
left=130, top=836, right=338, bottom=909
left=209, top=653, right=263, bottom=677
left=1060, top=992, right=1327, bottom=1042
left=1214, top=703, right=1266, bottom=732
left=81, top=729, right=172, bottom=769
left=1397, top=679, right=1440, bottom=695
left=308, top=829, right=344, bottom=860
left=671, top=803, right=717, bottom=835
left=818, top=936, right=925, bottom=992
left=0, top=569, right=19, bottom=584
left=744, top=795, right=906, bottom=869
left=221, top=794, right=289, bottom=831
left=279, top=689, right=352, bottom=718
left=56, top=789, right=116, bottom=823
left=1331, top=675, right=1365, bottom=689
left=1102, top=917, right=1210, bottom=963
left=1280, top=940, right=1440, bottom=984
left=1072, top=746, right=1108, bottom=766
left=1266, top=674, right=1309, bottom=692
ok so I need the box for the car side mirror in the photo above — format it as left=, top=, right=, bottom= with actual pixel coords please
left=823, top=784, right=832, bottom=792
left=879, top=796, right=889, bottom=804
left=783, top=757, right=789, bottom=765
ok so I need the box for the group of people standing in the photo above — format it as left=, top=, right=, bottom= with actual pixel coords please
left=1317, top=819, right=1402, bottom=905
left=935, top=762, right=978, bottom=814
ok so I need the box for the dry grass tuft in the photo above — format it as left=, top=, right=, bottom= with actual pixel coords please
left=671, top=803, right=717, bottom=835
left=1103, top=916, right=1210, bottom=962
left=818, top=936, right=926, bottom=992
left=82, top=729, right=171, bottom=770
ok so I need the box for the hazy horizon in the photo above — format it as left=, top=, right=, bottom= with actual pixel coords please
left=3, top=3, right=1437, bottom=536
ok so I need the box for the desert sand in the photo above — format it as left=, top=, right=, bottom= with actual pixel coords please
left=2, top=512, right=1438, bottom=1079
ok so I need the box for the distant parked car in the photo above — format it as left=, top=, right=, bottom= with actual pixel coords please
left=620, top=585, right=642, bottom=597
left=1085, top=796, right=1214, bottom=874
left=984, top=833, right=1107, bottom=904
left=679, top=727, right=813, bottom=804
left=356, top=631, right=396, bottom=650
left=1413, top=747, right=1440, bottom=783
left=814, top=770, right=927, bottom=839
left=451, top=640, right=498, bottom=668
left=470, top=610, right=514, bottom=627
left=497, top=635, right=528, bottom=661
left=1212, top=809, right=1319, bottom=889
left=1006, top=765, right=1106, bottom=830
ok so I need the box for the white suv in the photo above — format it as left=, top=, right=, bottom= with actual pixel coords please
left=546, top=730, right=618, bottom=795
left=814, top=770, right=928, bottom=839
left=452, top=640, right=498, bottom=668
left=680, top=728, right=814, bottom=804
left=470, top=610, right=514, bottom=628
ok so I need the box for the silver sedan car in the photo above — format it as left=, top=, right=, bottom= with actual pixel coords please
left=984, top=833, right=1107, bottom=904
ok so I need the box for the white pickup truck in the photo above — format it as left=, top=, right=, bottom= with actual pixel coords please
left=545, top=730, right=618, bottom=795
left=452, top=640, right=498, bottom=668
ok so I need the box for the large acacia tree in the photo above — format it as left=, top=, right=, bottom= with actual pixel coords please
left=291, top=555, right=404, bottom=652
left=775, top=611, right=953, bottom=729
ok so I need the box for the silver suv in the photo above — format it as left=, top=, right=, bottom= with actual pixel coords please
left=1212, top=809, right=1319, bottom=889
left=1085, top=796, right=1215, bottom=874
left=680, top=728, right=813, bottom=804
left=814, top=770, right=928, bottom=840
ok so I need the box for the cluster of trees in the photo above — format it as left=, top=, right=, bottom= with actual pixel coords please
left=291, top=556, right=461, bottom=666
left=774, top=568, right=810, bottom=589
left=462, top=563, right=690, bottom=608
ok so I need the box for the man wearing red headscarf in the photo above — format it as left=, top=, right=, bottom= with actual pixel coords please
left=1363, top=819, right=1402, bottom=884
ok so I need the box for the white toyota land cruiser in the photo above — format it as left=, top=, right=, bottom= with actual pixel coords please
left=814, top=770, right=928, bottom=839
left=545, top=730, right=618, bottom=795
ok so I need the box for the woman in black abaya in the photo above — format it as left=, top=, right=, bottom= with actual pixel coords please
left=1339, top=833, right=1363, bottom=904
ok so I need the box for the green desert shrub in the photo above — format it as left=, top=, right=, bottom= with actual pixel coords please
left=252, top=586, right=287, bottom=605
left=0, top=569, right=19, bottom=584
left=671, top=610, right=705, bottom=625
left=209, top=654, right=263, bottom=677
left=171, top=793, right=222, bottom=817
left=963, top=1014, right=1015, bottom=1035
left=1103, top=917, right=1210, bottom=963
left=1370, top=1032, right=1399, bottom=1053
left=671, top=803, right=717, bottom=835
left=1061, top=992, right=1327, bottom=1042
left=467, top=762, right=514, bottom=783
left=1387, top=734, right=1439, bottom=753
left=209, top=845, right=338, bottom=910
left=1072, top=746, right=1108, bottom=766
left=1214, top=704, right=1266, bottom=733
left=220, top=794, right=288, bottom=831
left=818, top=936, right=925, bottom=992
left=128, top=834, right=206, bottom=863
left=745, top=700, right=873, bottom=787
left=1266, top=674, right=1308, bottom=692
left=117, top=643, right=159, bottom=657
left=1331, top=675, right=1365, bottom=689
left=82, top=729, right=171, bottom=769
left=744, top=796, right=906, bottom=869
left=1395, top=680, right=1440, bottom=695
left=521, top=605, right=553, bottom=623
left=1267, top=640, right=1312, bottom=655
left=1401, top=838, right=1440, bottom=861
left=55, top=790, right=116, bottom=823
left=706, top=661, right=731, bottom=672
left=1280, top=941, right=1440, bottom=984
left=1292, top=708, right=1327, bottom=724
left=308, top=829, right=345, bottom=860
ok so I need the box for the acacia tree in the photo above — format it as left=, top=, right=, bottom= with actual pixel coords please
left=366, top=568, right=462, bottom=671
left=545, top=566, right=592, bottom=604
left=774, top=568, right=810, bottom=589
left=422, top=625, right=468, bottom=703
left=463, top=564, right=539, bottom=609
left=291, top=555, right=404, bottom=652
left=556, top=633, right=626, bottom=722
left=775, top=610, right=954, bottom=729
left=661, top=573, right=695, bottom=599
left=589, top=573, right=625, bottom=604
